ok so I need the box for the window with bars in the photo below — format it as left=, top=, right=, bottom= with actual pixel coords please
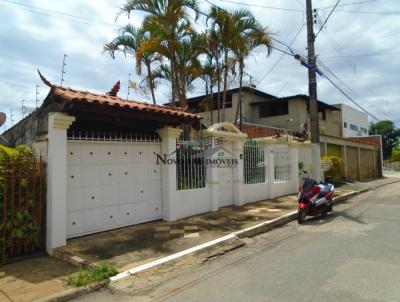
left=274, top=145, right=291, bottom=182
left=244, top=140, right=265, bottom=184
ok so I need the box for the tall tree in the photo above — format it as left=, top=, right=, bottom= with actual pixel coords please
left=121, top=0, right=199, bottom=107
left=370, top=120, right=400, bottom=159
left=207, top=7, right=236, bottom=122
left=105, top=25, right=158, bottom=104
left=230, top=15, right=272, bottom=128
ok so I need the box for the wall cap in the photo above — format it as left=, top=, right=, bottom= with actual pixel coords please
left=49, top=112, right=75, bottom=129
left=156, top=127, right=183, bottom=139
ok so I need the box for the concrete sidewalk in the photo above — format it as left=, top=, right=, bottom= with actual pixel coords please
left=1, top=174, right=399, bottom=302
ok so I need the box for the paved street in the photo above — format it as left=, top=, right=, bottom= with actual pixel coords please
left=75, top=182, right=400, bottom=302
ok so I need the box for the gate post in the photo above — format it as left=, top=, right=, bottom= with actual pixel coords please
left=46, top=112, right=75, bottom=254
left=289, top=143, right=300, bottom=192
left=265, top=143, right=275, bottom=199
left=233, top=140, right=245, bottom=206
left=156, top=127, right=182, bottom=221
left=207, top=138, right=220, bottom=212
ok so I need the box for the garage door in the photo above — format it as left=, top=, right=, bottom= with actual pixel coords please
left=66, top=141, right=162, bottom=238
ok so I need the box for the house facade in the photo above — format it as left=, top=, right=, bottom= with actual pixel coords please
left=3, top=74, right=306, bottom=255
left=333, top=103, right=369, bottom=137
left=187, top=87, right=368, bottom=138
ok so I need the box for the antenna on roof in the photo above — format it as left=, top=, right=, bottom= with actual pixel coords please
left=60, top=54, right=67, bottom=86
left=36, top=85, right=40, bottom=108
left=21, top=99, right=26, bottom=119
left=10, top=109, right=14, bottom=127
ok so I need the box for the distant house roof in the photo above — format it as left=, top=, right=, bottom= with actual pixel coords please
left=250, top=94, right=340, bottom=111
left=165, top=86, right=277, bottom=107
left=186, top=86, right=276, bottom=104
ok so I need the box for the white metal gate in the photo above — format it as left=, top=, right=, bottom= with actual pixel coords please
left=218, top=166, right=234, bottom=207
left=66, top=140, right=162, bottom=238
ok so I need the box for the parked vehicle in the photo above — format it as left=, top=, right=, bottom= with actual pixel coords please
left=297, top=172, right=334, bottom=224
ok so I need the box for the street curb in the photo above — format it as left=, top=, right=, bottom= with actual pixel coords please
left=33, top=281, right=107, bottom=302
left=42, top=178, right=400, bottom=301
left=109, top=178, right=400, bottom=283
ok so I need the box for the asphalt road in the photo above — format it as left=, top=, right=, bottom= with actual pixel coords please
left=75, top=182, right=400, bottom=302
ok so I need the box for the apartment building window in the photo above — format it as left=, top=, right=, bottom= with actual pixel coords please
left=350, top=124, right=358, bottom=131
left=360, top=127, right=367, bottom=134
left=259, top=100, right=288, bottom=118
left=344, top=122, right=347, bottom=128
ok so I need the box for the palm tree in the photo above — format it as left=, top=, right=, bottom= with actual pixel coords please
left=207, top=7, right=235, bottom=122
left=105, top=25, right=158, bottom=104
left=230, top=14, right=272, bottom=128
left=120, top=0, right=199, bottom=106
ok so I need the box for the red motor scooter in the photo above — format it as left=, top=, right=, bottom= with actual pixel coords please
left=297, top=171, right=334, bottom=224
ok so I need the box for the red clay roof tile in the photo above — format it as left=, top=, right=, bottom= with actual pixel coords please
left=51, top=85, right=202, bottom=120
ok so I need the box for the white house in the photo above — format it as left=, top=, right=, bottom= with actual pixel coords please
left=333, top=103, right=369, bottom=137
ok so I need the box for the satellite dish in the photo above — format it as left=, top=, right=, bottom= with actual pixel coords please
left=0, top=112, right=6, bottom=127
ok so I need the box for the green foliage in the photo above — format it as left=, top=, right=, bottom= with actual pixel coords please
left=66, top=264, right=118, bottom=287
left=321, top=156, right=344, bottom=181
left=370, top=120, right=400, bottom=159
left=298, top=161, right=306, bottom=179
left=392, top=149, right=400, bottom=162
left=0, top=144, right=40, bottom=265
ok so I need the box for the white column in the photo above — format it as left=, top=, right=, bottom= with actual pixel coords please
left=156, top=127, right=182, bottom=221
left=265, top=144, right=274, bottom=199
left=46, top=112, right=75, bottom=254
left=233, top=140, right=245, bottom=206
left=289, top=144, right=300, bottom=192
left=207, top=138, right=220, bottom=211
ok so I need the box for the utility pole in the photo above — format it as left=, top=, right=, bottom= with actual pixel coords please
left=306, top=0, right=322, bottom=181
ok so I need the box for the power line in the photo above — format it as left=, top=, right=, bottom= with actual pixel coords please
left=320, top=51, right=400, bottom=58
left=0, top=0, right=120, bottom=28
left=315, top=0, right=341, bottom=38
left=318, top=0, right=378, bottom=9
left=258, top=23, right=305, bottom=83
left=334, top=9, right=400, bottom=15
left=317, top=59, right=389, bottom=120
left=322, top=73, right=379, bottom=120
left=214, top=0, right=303, bottom=12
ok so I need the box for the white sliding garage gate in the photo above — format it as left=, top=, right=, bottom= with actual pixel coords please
left=66, top=140, right=162, bottom=238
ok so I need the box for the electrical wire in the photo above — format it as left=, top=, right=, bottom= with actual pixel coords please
left=317, top=59, right=390, bottom=120
left=0, top=0, right=120, bottom=28
left=214, top=0, right=303, bottom=12
left=315, top=0, right=341, bottom=38
left=258, top=23, right=305, bottom=83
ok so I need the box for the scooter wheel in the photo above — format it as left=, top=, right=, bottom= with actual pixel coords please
left=298, top=209, right=307, bottom=224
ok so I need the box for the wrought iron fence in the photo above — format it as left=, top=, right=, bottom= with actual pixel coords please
left=274, top=145, right=291, bottom=181
left=1, top=158, right=46, bottom=260
left=244, top=140, right=265, bottom=184
left=68, top=130, right=160, bottom=142
left=176, top=139, right=209, bottom=190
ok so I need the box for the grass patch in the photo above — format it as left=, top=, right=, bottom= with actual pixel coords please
left=66, top=263, right=118, bottom=287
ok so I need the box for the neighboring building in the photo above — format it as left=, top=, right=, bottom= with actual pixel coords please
left=333, top=103, right=369, bottom=137
left=186, top=87, right=370, bottom=138
left=186, top=87, right=341, bottom=137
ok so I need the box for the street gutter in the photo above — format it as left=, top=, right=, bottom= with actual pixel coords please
left=40, top=178, right=400, bottom=302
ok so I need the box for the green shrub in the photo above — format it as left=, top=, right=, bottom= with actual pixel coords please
left=392, top=149, right=400, bottom=162
left=321, top=156, right=344, bottom=181
left=66, top=264, right=118, bottom=287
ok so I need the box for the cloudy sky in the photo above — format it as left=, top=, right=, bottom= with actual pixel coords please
left=0, top=0, right=399, bottom=130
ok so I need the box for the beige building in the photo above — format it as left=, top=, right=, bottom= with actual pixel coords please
left=187, top=87, right=342, bottom=137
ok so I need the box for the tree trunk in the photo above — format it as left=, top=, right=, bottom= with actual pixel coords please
left=234, top=59, right=244, bottom=129
left=222, top=49, right=228, bottom=122
left=210, top=83, right=214, bottom=125
left=146, top=61, right=156, bottom=105
left=216, top=63, right=221, bottom=123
